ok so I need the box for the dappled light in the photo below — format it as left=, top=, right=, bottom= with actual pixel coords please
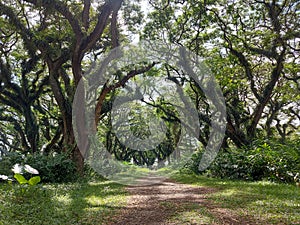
left=0, top=0, right=299, bottom=224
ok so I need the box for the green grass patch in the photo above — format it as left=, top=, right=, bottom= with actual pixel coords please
left=0, top=180, right=127, bottom=225
left=172, top=173, right=300, bottom=224
left=161, top=201, right=216, bottom=224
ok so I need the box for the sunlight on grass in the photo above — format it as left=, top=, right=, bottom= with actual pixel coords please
left=172, top=173, right=300, bottom=224
left=86, top=193, right=126, bottom=207
left=54, top=194, right=72, bottom=206
left=87, top=195, right=106, bottom=206
left=0, top=180, right=127, bottom=225
left=215, top=189, right=236, bottom=197
left=172, top=210, right=214, bottom=225
left=167, top=203, right=216, bottom=224
left=160, top=201, right=215, bottom=224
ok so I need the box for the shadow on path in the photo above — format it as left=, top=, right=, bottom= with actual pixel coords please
left=105, top=178, right=261, bottom=225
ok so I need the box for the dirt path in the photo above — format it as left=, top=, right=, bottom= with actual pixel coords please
left=106, top=177, right=261, bottom=225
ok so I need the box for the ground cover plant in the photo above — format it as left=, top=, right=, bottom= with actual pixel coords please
left=172, top=173, right=300, bottom=224
left=1, top=170, right=299, bottom=224
left=0, top=180, right=127, bottom=225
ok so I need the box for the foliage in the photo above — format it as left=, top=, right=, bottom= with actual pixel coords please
left=0, top=152, right=24, bottom=177
left=185, top=139, right=300, bottom=183
left=0, top=0, right=129, bottom=171
left=82, top=164, right=108, bottom=182
left=97, top=83, right=182, bottom=167
left=11, top=163, right=41, bottom=186
left=180, top=150, right=203, bottom=174
left=0, top=0, right=299, bottom=174
left=25, top=153, right=78, bottom=183
left=143, top=0, right=300, bottom=148
left=13, top=174, right=41, bottom=186
left=0, top=152, right=77, bottom=183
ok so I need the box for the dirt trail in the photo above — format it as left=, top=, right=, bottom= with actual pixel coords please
left=106, top=178, right=261, bottom=225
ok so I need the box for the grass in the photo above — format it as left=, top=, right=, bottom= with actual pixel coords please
left=171, top=172, right=300, bottom=224
left=0, top=180, right=127, bottom=225
left=1, top=171, right=299, bottom=224
left=161, top=202, right=216, bottom=224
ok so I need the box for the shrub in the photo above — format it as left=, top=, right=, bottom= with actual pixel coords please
left=25, top=153, right=78, bottom=183
left=0, top=152, right=24, bottom=177
left=0, top=152, right=78, bottom=183
left=180, top=150, right=204, bottom=174
left=185, top=139, right=300, bottom=183
left=82, top=164, right=106, bottom=182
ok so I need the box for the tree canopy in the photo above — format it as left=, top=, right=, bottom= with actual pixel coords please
left=0, top=0, right=299, bottom=172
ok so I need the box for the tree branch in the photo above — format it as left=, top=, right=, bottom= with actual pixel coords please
left=24, top=0, right=83, bottom=38
left=83, top=0, right=123, bottom=53
left=82, top=0, right=91, bottom=30
left=95, top=62, right=156, bottom=125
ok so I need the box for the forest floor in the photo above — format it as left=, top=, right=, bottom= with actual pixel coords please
left=105, top=177, right=263, bottom=225
left=1, top=173, right=299, bottom=224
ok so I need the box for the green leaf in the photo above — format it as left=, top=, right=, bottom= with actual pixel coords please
left=14, top=174, right=28, bottom=184
left=28, top=176, right=41, bottom=186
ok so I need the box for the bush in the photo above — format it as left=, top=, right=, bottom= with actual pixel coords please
left=185, top=139, right=300, bottom=183
left=0, top=152, right=78, bottom=183
left=180, top=150, right=204, bottom=174
left=0, top=152, right=24, bottom=177
left=82, top=164, right=107, bottom=182
left=25, top=153, right=78, bottom=183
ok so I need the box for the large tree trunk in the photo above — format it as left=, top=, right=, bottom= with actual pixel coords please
left=48, top=65, right=85, bottom=173
left=71, top=80, right=89, bottom=174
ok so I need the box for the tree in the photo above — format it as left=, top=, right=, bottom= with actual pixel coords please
left=0, top=0, right=155, bottom=172
left=0, top=0, right=126, bottom=172
left=143, top=0, right=300, bottom=147
left=0, top=4, right=57, bottom=153
left=1, top=0, right=299, bottom=173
